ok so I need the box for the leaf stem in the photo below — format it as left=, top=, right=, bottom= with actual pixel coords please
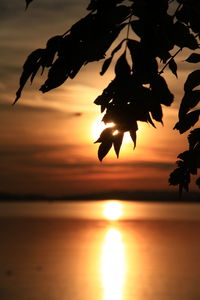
left=125, top=13, right=132, bottom=52
left=159, top=48, right=182, bottom=75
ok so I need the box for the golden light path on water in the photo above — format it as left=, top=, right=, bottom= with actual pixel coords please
left=101, top=227, right=126, bottom=300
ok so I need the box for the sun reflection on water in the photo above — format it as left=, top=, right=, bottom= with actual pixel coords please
left=101, top=228, right=126, bottom=300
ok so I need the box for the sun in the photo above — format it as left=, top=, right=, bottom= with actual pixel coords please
left=91, top=119, right=132, bottom=143
left=103, top=201, right=123, bottom=221
left=91, top=119, right=115, bottom=141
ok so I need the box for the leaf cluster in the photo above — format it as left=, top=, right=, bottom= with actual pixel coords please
left=15, top=0, right=200, bottom=195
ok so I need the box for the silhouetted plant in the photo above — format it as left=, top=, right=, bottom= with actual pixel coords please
left=15, top=0, right=200, bottom=196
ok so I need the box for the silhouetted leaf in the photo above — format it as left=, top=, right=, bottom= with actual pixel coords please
left=179, top=90, right=200, bottom=118
left=113, top=132, right=124, bottom=158
left=174, top=110, right=200, bottom=134
left=42, top=35, right=63, bottom=68
left=100, top=39, right=125, bottom=76
left=87, top=0, right=123, bottom=12
left=39, top=58, right=70, bottom=93
left=172, top=21, right=198, bottom=50
left=100, top=57, right=113, bottom=76
left=13, top=48, right=45, bottom=104
left=115, top=52, right=130, bottom=77
left=196, top=177, right=200, bottom=188
left=150, top=103, right=163, bottom=124
left=185, top=53, right=200, bottom=63
left=178, top=150, right=197, bottom=175
left=188, top=128, right=200, bottom=150
left=150, top=75, right=174, bottom=106
left=98, top=141, right=112, bottom=161
left=94, top=127, right=114, bottom=143
left=168, top=59, right=178, bottom=77
left=175, top=6, right=189, bottom=24
left=147, top=114, right=157, bottom=128
left=25, top=0, right=33, bottom=10
left=169, top=165, right=190, bottom=198
left=127, top=39, right=158, bottom=83
left=129, top=130, right=137, bottom=149
left=130, top=20, right=145, bottom=39
left=184, top=70, right=200, bottom=92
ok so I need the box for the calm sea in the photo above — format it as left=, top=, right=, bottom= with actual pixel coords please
left=0, top=200, right=200, bottom=300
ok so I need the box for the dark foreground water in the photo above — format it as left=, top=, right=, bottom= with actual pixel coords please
left=0, top=201, right=200, bottom=300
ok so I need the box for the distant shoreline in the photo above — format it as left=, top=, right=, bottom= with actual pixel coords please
left=0, top=190, right=199, bottom=202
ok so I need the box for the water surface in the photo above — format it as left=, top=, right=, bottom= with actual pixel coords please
left=0, top=201, right=200, bottom=300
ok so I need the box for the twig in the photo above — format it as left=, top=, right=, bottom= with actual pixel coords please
left=159, top=48, right=182, bottom=75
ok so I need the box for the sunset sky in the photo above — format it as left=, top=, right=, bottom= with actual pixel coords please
left=0, top=0, right=199, bottom=198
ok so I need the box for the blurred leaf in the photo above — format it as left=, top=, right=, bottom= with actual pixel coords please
left=25, top=0, right=33, bottom=10
left=87, top=0, right=124, bottom=12
left=174, top=110, right=200, bottom=134
left=169, top=165, right=190, bottom=198
left=98, top=141, right=112, bottom=161
left=113, top=131, right=124, bottom=158
left=129, top=130, right=137, bottom=149
left=168, top=59, right=178, bottom=77
left=185, top=53, right=200, bottom=63
left=178, top=150, right=197, bottom=175
left=196, top=177, right=200, bottom=188
left=179, top=90, right=200, bottom=118
left=184, top=70, right=200, bottom=92
left=188, top=128, right=200, bottom=150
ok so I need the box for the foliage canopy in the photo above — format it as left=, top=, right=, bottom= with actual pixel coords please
left=15, top=0, right=200, bottom=196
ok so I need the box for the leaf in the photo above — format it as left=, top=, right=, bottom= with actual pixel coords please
left=168, top=59, right=178, bottom=77
left=115, top=52, right=131, bottom=78
left=98, top=141, right=112, bottom=161
left=150, top=75, right=174, bottom=106
left=172, top=22, right=198, bottom=50
left=100, top=39, right=125, bottom=76
left=130, top=20, right=145, bottom=39
left=179, top=90, right=200, bottom=118
left=94, top=127, right=114, bottom=143
left=13, top=49, right=45, bottom=104
left=127, top=39, right=158, bottom=83
left=113, top=131, right=124, bottom=158
left=100, top=57, right=113, bottom=76
left=177, top=150, right=197, bottom=175
left=168, top=166, right=190, bottom=198
left=188, top=128, right=200, bottom=150
left=147, top=114, right=157, bottom=128
left=39, top=58, right=70, bottom=93
left=43, top=35, right=63, bottom=68
left=25, top=0, right=33, bottom=10
left=111, top=39, right=125, bottom=56
left=112, top=5, right=130, bottom=25
left=185, top=53, right=200, bottom=63
left=196, top=177, right=200, bottom=188
left=174, top=110, right=200, bottom=134
left=150, top=103, right=163, bottom=124
left=184, top=70, right=200, bottom=92
left=129, top=130, right=137, bottom=149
